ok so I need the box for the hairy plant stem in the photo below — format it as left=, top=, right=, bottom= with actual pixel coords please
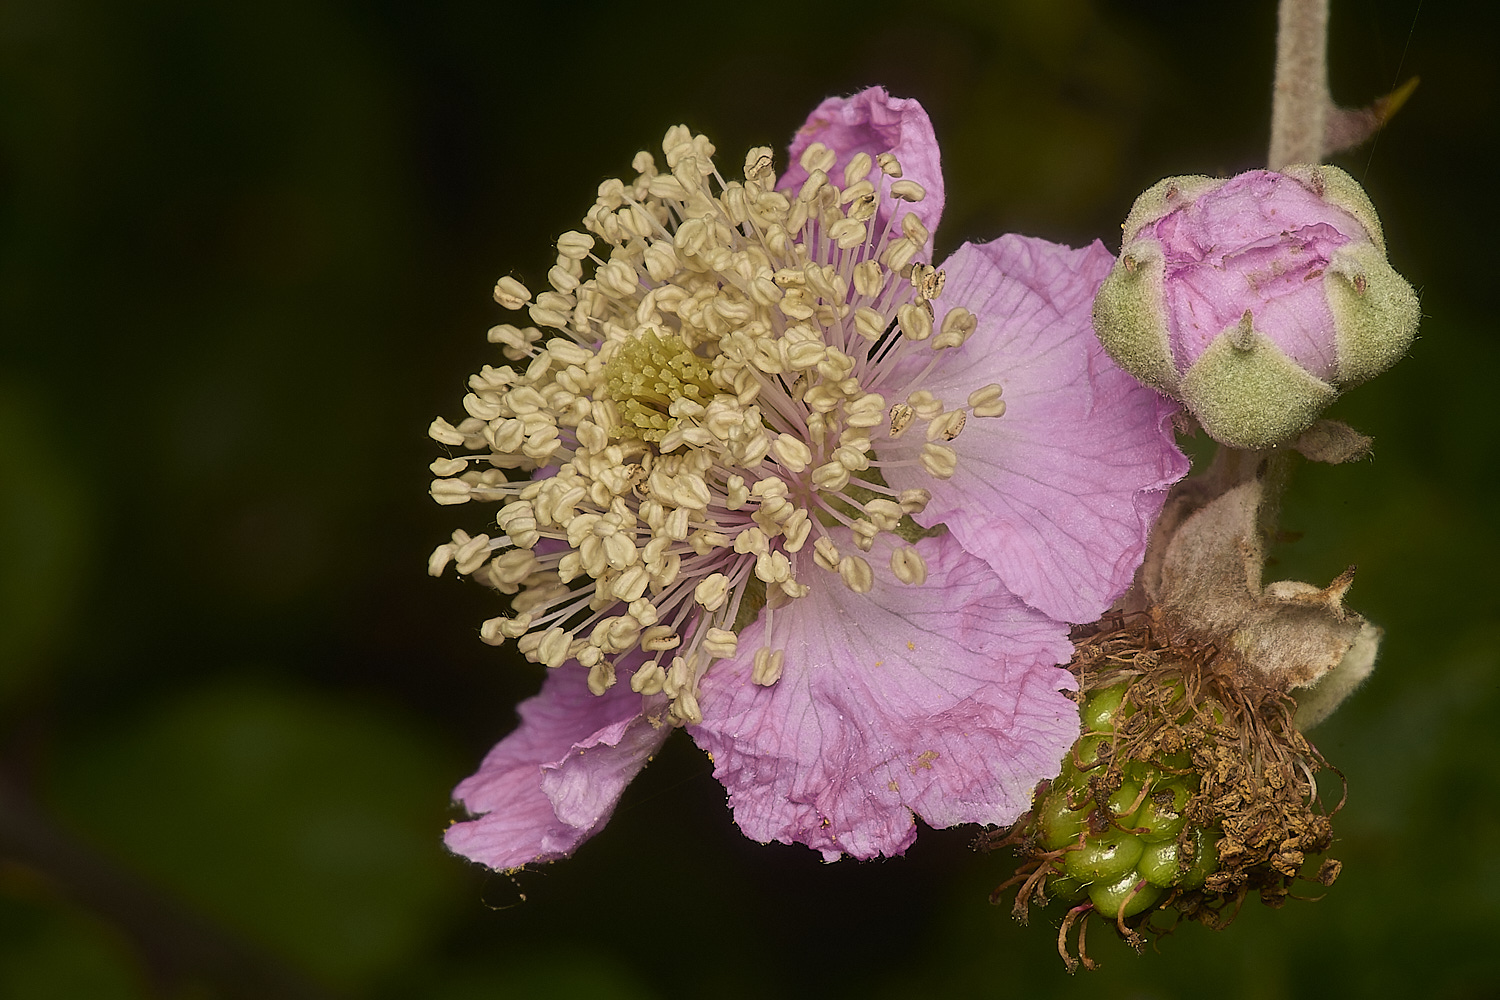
left=1269, top=0, right=1331, bottom=169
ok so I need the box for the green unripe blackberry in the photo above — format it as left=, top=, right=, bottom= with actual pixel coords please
left=1061, top=829, right=1144, bottom=883
left=1089, top=872, right=1163, bottom=920
left=1131, top=781, right=1190, bottom=842
left=990, top=619, right=1343, bottom=971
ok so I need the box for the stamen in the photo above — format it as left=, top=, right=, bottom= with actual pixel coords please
left=436, top=128, right=995, bottom=720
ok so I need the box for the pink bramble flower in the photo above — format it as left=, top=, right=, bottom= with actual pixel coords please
left=430, top=87, right=1188, bottom=869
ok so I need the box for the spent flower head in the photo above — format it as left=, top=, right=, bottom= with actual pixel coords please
left=1092, top=166, right=1420, bottom=448
left=430, top=88, right=1187, bottom=869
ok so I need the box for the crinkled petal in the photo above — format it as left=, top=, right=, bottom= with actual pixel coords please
left=689, top=531, right=1076, bottom=861
left=883, top=234, right=1188, bottom=624
left=780, top=86, right=944, bottom=252
left=444, top=661, right=668, bottom=871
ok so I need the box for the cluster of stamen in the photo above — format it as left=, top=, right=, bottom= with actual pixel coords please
left=429, top=126, right=1007, bottom=725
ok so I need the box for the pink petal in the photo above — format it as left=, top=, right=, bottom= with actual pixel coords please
left=779, top=87, right=945, bottom=251
left=444, top=662, right=668, bottom=871
left=689, top=531, right=1076, bottom=861
left=882, top=234, right=1189, bottom=624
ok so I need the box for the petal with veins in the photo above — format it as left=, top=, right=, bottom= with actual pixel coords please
left=779, top=86, right=945, bottom=252
left=883, top=235, right=1189, bottom=624
left=689, top=531, right=1076, bottom=861
left=444, top=659, right=669, bottom=871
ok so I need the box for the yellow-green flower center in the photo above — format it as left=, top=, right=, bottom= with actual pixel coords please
left=601, top=329, right=717, bottom=444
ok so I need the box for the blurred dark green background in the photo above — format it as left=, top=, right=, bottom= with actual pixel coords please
left=2, top=0, right=1495, bottom=997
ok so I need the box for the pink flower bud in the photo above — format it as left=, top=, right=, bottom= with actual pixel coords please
left=1093, top=166, right=1419, bottom=448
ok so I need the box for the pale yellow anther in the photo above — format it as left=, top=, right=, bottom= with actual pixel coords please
left=890, top=546, right=928, bottom=586
left=725, top=475, right=749, bottom=510
left=906, top=389, right=943, bottom=420
left=694, top=573, right=732, bottom=611
left=926, top=409, right=967, bottom=442
left=798, top=169, right=828, bottom=204
left=744, top=146, right=775, bottom=182
left=920, top=442, right=959, bottom=479
left=665, top=654, right=695, bottom=695
left=899, top=219, right=932, bottom=257
left=642, top=242, right=678, bottom=282
left=839, top=177, right=874, bottom=206
left=479, top=616, right=516, bottom=645
left=851, top=261, right=883, bottom=301
left=770, top=433, right=813, bottom=473
left=833, top=445, right=870, bottom=472
left=427, top=543, right=456, bottom=578
left=851, top=519, right=878, bottom=552
left=932, top=306, right=977, bottom=351
left=888, top=403, right=915, bottom=438
left=494, top=276, right=532, bottom=310
left=429, top=417, right=467, bottom=447
left=642, top=536, right=671, bottom=569
left=598, top=260, right=637, bottom=299
left=967, top=384, right=1006, bottom=418
left=811, top=461, right=850, bottom=492
left=838, top=554, right=874, bottom=594
left=841, top=153, right=873, bottom=188
left=614, top=564, right=650, bottom=602
left=853, top=307, right=887, bottom=341
left=778, top=287, right=815, bottom=321
left=750, top=276, right=783, bottom=306
left=672, top=474, right=712, bottom=510
left=647, top=173, right=688, bottom=201
left=846, top=193, right=877, bottom=223
left=783, top=509, right=812, bottom=552
left=556, top=230, right=594, bottom=260
left=784, top=339, right=827, bottom=371
left=734, top=526, right=769, bottom=555
left=703, top=627, right=739, bottom=658
left=801, top=383, right=841, bottom=414
left=829, top=218, right=867, bottom=250
left=755, top=549, right=792, bottom=584
left=587, top=660, right=617, bottom=696
left=549, top=340, right=592, bottom=368
left=898, top=489, right=931, bottom=515
left=631, top=660, right=667, bottom=695
left=839, top=430, right=872, bottom=452
left=672, top=692, right=703, bottom=726
left=876, top=152, right=902, bottom=177
left=799, top=141, right=836, bottom=175
left=548, top=264, right=581, bottom=294
left=844, top=393, right=887, bottom=428
left=864, top=499, right=904, bottom=529
left=642, top=625, right=681, bottom=652
left=890, top=180, right=926, bottom=202
left=750, top=476, right=789, bottom=499
left=487, top=325, right=541, bottom=356
left=752, top=647, right=786, bottom=686
left=689, top=529, right=731, bottom=555
left=462, top=392, right=502, bottom=422
left=536, top=627, right=572, bottom=668
left=627, top=599, right=659, bottom=627
left=897, top=302, right=933, bottom=341
left=430, top=478, right=473, bottom=505
left=664, top=506, right=690, bottom=541
left=430, top=457, right=467, bottom=477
